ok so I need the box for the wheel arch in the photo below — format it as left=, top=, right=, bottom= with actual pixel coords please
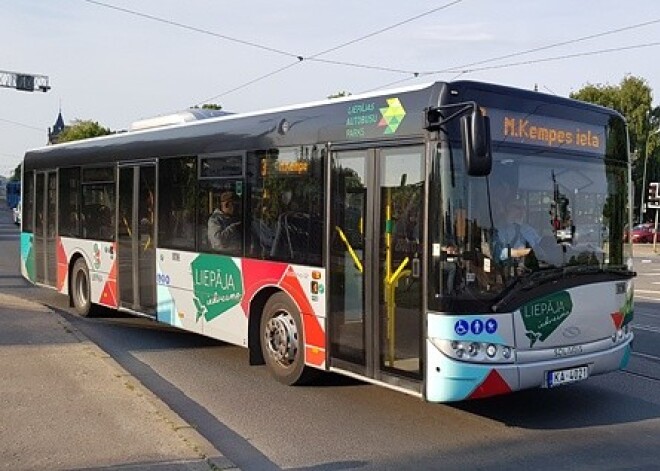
left=247, top=286, right=283, bottom=365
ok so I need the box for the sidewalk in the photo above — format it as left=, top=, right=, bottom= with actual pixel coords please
left=0, top=293, right=238, bottom=471
left=633, top=243, right=660, bottom=259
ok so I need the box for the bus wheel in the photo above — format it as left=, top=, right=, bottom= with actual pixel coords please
left=71, top=258, right=94, bottom=317
left=260, top=293, right=316, bottom=385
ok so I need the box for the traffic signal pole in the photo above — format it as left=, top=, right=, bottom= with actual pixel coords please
left=0, top=70, right=50, bottom=92
left=653, top=209, right=659, bottom=252
left=648, top=182, right=660, bottom=251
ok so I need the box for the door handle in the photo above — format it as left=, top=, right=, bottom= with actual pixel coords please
left=412, top=258, right=420, bottom=278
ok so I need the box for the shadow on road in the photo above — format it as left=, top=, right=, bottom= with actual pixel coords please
left=453, top=379, right=660, bottom=429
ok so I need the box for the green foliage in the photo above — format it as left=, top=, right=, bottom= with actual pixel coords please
left=570, top=75, right=654, bottom=153
left=10, top=163, right=21, bottom=181
left=57, top=119, right=113, bottom=143
left=571, top=75, right=659, bottom=222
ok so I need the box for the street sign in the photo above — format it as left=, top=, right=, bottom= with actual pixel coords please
left=648, top=182, right=660, bottom=209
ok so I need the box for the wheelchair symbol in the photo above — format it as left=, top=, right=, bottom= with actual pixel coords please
left=454, top=320, right=469, bottom=336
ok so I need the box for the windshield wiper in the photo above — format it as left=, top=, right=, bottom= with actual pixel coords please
left=491, top=265, right=635, bottom=312
left=491, top=268, right=564, bottom=312
left=561, top=265, right=635, bottom=277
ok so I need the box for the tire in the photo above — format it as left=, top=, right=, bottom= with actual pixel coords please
left=71, top=258, right=94, bottom=317
left=260, top=292, right=318, bottom=385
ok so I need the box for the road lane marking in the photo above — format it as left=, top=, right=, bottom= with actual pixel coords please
left=631, top=351, right=660, bottom=362
left=632, top=323, right=660, bottom=334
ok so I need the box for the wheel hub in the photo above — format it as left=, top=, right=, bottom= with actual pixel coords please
left=264, top=312, right=298, bottom=366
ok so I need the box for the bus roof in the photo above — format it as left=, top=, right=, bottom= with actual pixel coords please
left=23, top=80, right=624, bottom=171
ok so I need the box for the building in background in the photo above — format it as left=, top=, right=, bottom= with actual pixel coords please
left=48, top=109, right=65, bottom=144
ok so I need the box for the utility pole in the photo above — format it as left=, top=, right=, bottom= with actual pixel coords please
left=0, top=69, right=50, bottom=92
left=640, top=128, right=660, bottom=223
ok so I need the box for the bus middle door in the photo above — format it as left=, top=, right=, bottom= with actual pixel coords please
left=117, top=163, right=156, bottom=315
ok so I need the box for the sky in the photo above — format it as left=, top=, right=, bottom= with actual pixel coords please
left=1, top=0, right=660, bottom=177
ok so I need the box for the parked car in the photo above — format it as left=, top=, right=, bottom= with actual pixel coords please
left=626, top=223, right=657, bottom=243
left=12, top=200, right=21, bottom=226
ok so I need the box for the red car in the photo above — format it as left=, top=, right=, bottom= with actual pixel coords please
left=627, top=223, right=658, bottom=243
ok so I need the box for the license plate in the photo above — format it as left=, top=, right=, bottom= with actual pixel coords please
left=547, top=366, right=589, bottom=388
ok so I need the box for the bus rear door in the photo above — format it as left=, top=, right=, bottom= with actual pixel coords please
left=117, top=163, right=156, bottom=315
left=33, top=170, right=58, bottom=287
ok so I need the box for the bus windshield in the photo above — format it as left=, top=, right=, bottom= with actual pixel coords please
left=430, top=140, right=631, bottom=312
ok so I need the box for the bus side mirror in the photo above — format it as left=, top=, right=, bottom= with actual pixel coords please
left=460, top=108, right=492, bottom=176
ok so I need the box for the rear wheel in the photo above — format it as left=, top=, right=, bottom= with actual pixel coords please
left=260, top=292, right=318, bottom=385
left=71, top=258, right=94, bottom=317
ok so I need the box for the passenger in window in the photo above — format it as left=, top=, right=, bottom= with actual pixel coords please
left=208, top=191, right=241, bottom=252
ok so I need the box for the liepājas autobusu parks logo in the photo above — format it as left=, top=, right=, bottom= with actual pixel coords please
left=345, top=97, right=407, bottom=138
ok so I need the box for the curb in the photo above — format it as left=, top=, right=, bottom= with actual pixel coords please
left=42, top=301, right=240, bottom=471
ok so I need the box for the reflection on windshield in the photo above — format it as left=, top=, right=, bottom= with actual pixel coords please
left=434, top=145, right=630, bottom=306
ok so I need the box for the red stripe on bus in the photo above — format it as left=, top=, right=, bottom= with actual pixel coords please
left=468, top=370, right=511, bottom=400
left=240, top=259, right=288, bottom=314
left=279, top=266, right=325, bottom=349
left=56, top=238, right=67, bottom=292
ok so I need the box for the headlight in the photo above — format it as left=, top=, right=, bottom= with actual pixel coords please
left=431, top=338, right=515, bottom=364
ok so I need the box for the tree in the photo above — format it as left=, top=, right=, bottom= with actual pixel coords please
left=56, top=119, right=113, bottom=143
left=571, top=75, right=659, bottom=221
left=10, top=163, right=21, bottom=181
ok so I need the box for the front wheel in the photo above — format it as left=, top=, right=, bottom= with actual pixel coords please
left=71, top=258, right=95, bottom=317
left=260, top=292, right=318, bottom=385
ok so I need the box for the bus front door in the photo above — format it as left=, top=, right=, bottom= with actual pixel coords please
left=329, top=146, right=425, bottom=390
left=117, top=164, right=156, bottom=315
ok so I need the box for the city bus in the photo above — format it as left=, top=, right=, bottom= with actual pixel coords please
left=20, top=80, right=634, bottom=402
left=6, top=179, right=20, bottom=209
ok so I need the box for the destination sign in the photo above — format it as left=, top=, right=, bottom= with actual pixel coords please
left=486, top=108, right=606, bottom=155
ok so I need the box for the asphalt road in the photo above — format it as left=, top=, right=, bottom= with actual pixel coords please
left=1, top=208, right=659, bottom=471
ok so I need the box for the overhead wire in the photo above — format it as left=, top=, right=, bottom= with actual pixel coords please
left=0, top=117, right=45, bottom=132
left=79, top=1, right=660, bottom=103
left=192, top=0, right=462, bottom=105
left=431, top=41, right=660, bottom=75
left=305, top=0, right=462, bottom=60
left=192, top=61, right=302, bottom=104
left=363, top=17, right=660, bottom=91
left=79, top=0, right=461, bottom=104
left=81, top=0, right=301, bottom=59
left=427, top=17, right=660, bottom=74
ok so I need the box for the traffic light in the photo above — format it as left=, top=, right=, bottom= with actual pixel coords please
left=15, top=74, right=35, bottom=92
left=648, top=182, right=660, bottom=209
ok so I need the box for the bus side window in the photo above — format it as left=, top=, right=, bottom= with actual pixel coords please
left=158, top=156, right=196, bottom=251
left=247, top=146, right=324, bottom=266
left=81, top=166, right=115, bottom=241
